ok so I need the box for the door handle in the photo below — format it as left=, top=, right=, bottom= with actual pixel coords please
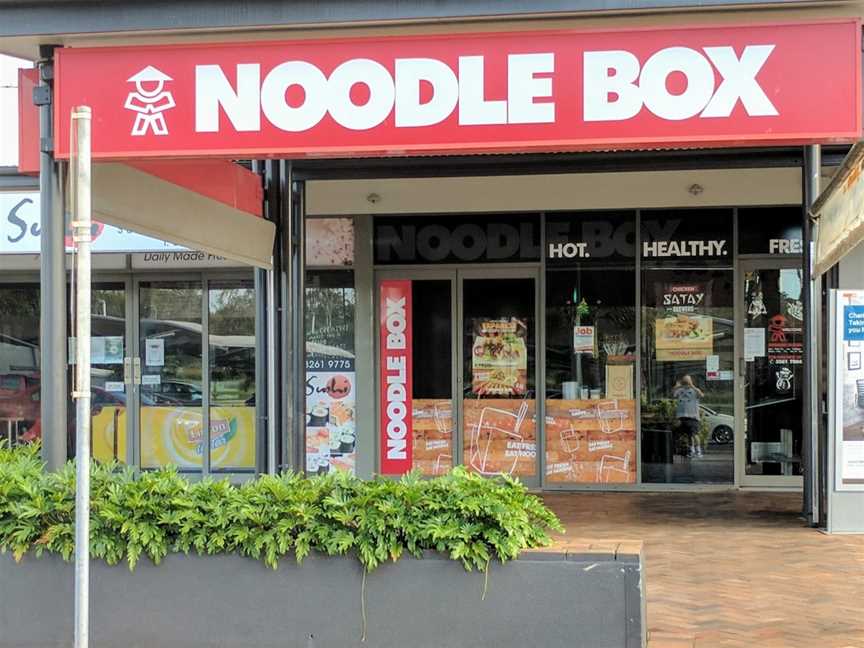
left=123, top=357, right=133, bottom=384
left=132, top=357, right=142, bottom=385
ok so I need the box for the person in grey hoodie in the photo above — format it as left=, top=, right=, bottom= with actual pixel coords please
left=673, top=375, right=704, bottom=458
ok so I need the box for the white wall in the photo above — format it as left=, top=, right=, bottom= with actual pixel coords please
left=0, top=55, right=34, bottom=168
left=307, top=168, right=802, bottom=215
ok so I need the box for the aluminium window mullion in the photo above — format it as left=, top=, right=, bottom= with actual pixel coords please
left=202, top=275, right=211, bottom=477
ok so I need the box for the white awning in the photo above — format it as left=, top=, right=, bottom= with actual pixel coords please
left=90, top=162, right=274, bottom=269
left=812, top=142, right=864, bottom=277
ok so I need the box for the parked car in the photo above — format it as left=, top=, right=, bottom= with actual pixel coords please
left=700, top=405, right=734, bottom=444
left=0, top=373, right=40, bottom=422
left=149, top=380, right=203, bottom=406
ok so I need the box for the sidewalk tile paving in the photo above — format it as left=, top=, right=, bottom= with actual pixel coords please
left=544, top=491, right=864, bottom=648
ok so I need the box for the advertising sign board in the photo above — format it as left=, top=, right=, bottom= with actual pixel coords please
left=54, top=21, right=861, bottom=160
left=833, top=291, right=864, bottom=491
left=0, top=191, right=185, bottom=254
left=379, top=280, right=413, bottom=474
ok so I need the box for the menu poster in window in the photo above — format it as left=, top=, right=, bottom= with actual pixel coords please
left=744, top=327, right=766, bottom=360
left=655, top=283, right=713, bottom=361
left=103, top=337, right=124, bottom=364
left=145, top=338, right=165, bottom=367
left=305, top=370, right=356, bottom=475
left=471, top=318, right=528, bottom=396
left=766, top=313, right=803, bottom=367
left=68, top=336, right=125, bottom=364
left=573, top=325, right=596, bottom=355
left=835, top=295, right=864, bottom=491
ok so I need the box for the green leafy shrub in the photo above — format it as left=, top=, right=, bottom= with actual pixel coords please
left=0, top=443, right=562, bottom=572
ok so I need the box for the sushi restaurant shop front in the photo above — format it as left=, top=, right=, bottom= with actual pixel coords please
left=50, top=19, right=861, bottom=491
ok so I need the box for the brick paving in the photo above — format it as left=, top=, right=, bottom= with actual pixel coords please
left=544, top=491, right=864, bottom=648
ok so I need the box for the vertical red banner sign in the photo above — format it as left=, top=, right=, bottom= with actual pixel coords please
left=379, top=280, right=413, bottom=474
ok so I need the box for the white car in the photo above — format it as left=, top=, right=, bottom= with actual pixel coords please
left=700, top=405, right=734, bottom=444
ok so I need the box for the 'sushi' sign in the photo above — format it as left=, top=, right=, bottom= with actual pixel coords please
left=379, top=280, right=413, bottom=474
left=54, top=21, right=861, bottom=159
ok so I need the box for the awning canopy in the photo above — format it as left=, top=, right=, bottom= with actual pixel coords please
left=811, top=141, right=864, bottom=277
left=90, top=162, right=274, bottom=269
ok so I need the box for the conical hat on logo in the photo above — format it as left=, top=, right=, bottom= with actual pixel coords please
left=127, top=66, right=172, bottom=83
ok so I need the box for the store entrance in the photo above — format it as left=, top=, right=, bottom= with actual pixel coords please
left=376, top=268, right=539, bottom=486
left=64, top=273, right=257, bottom=474
left=738, top=259, right=804, bottom=488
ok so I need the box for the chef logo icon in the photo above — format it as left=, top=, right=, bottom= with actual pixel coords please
left=124, top=66, right=176, bottom=136
left=775, top=367, right=793, bottom=393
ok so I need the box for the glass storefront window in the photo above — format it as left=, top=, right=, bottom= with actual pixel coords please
left=462, top=276, right=537, bottom=478
left=544, top=212, right=637, bottom=484
left=208, top=279, right=257, bottom=472
left=305, top=270, right=357, bottom=475
left=70, top=284, right=128, bottom=462
left=410, top=280, right=454, bottom=476
left=742, top=266, right=804, bottom=477
left=139, top=281, right=204, bottom=471
left=737, top=207, right=803, bottom=256
left=640, top=209, right=734, bottom=484
left=0, top=284, right=40, bottom=447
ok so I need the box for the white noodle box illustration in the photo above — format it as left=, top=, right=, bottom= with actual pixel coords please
left=470, top=402, right=529, bottom=475
left=124, top=66, right=176, bottom=136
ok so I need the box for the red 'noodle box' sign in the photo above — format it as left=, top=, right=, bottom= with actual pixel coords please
left=379, top=280, right=413, bottom=474
left=54, top=20, right=861, bottom=159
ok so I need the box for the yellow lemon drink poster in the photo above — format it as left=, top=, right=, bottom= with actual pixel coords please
left=140, top=406, right=256, bottom=469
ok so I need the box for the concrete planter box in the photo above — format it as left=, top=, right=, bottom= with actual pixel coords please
left=0, top=544, right=644, bottom=648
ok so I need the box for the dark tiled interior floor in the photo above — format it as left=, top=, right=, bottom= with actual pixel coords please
left=544, top=491, right=864, bottom=648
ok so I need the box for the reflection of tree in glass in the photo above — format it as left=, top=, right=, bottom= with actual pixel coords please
left=209, top=285, right=256, bottom=403
left=91, top=289, right=125, bottom=318
left=140, top=285, right=202, bottom=323
left=209, top=287, right=255, bottom=335
left=140, top=285, right=203, bottom=387
left=0, top=287, right=39, bottom=321
left=0, top=287, right=40, bottom=371
left=305, top=286, right=356, bottom=353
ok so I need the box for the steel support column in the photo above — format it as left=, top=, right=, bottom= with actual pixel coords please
left=281, top=163, right=306, bottom=473
left=266, top=160, right=283, bottom=474
left=37, top=45, right=67, bottom=470
left=279, top=160, right=306, bottom=471
left=803, top=144, right=820, bottom=524
left=252, top=160, right=273, bottom=474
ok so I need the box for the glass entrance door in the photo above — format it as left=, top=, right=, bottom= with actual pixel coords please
left=137, top=280, right=205, bottom=471
left=738, top=260, right=804, bottom=487
left=376, top=270, right=456, bottom=476
left=134, top=276, right=258, bottom=474
left=375, top=269, right=538, bottom=485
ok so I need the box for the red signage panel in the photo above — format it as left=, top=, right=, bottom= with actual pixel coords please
left=17, top=68, right=40, bottom=175
left=379, top=280, right=413, bottom=475
left=54, top=21, right=861, bottom=160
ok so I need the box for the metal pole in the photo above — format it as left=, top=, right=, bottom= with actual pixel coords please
left=265, top=160, right=283, bottom=472
left=279, top=161, right=293, bottom=471
left=266, top=268, right=278, bottom=474
left=71, top=105, right=92, bottom=648
left=291, top=173, right=306, bottom=473
left=803, top=144, right=821, bottom=525
left=36, top=45, right=67, bottom=471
